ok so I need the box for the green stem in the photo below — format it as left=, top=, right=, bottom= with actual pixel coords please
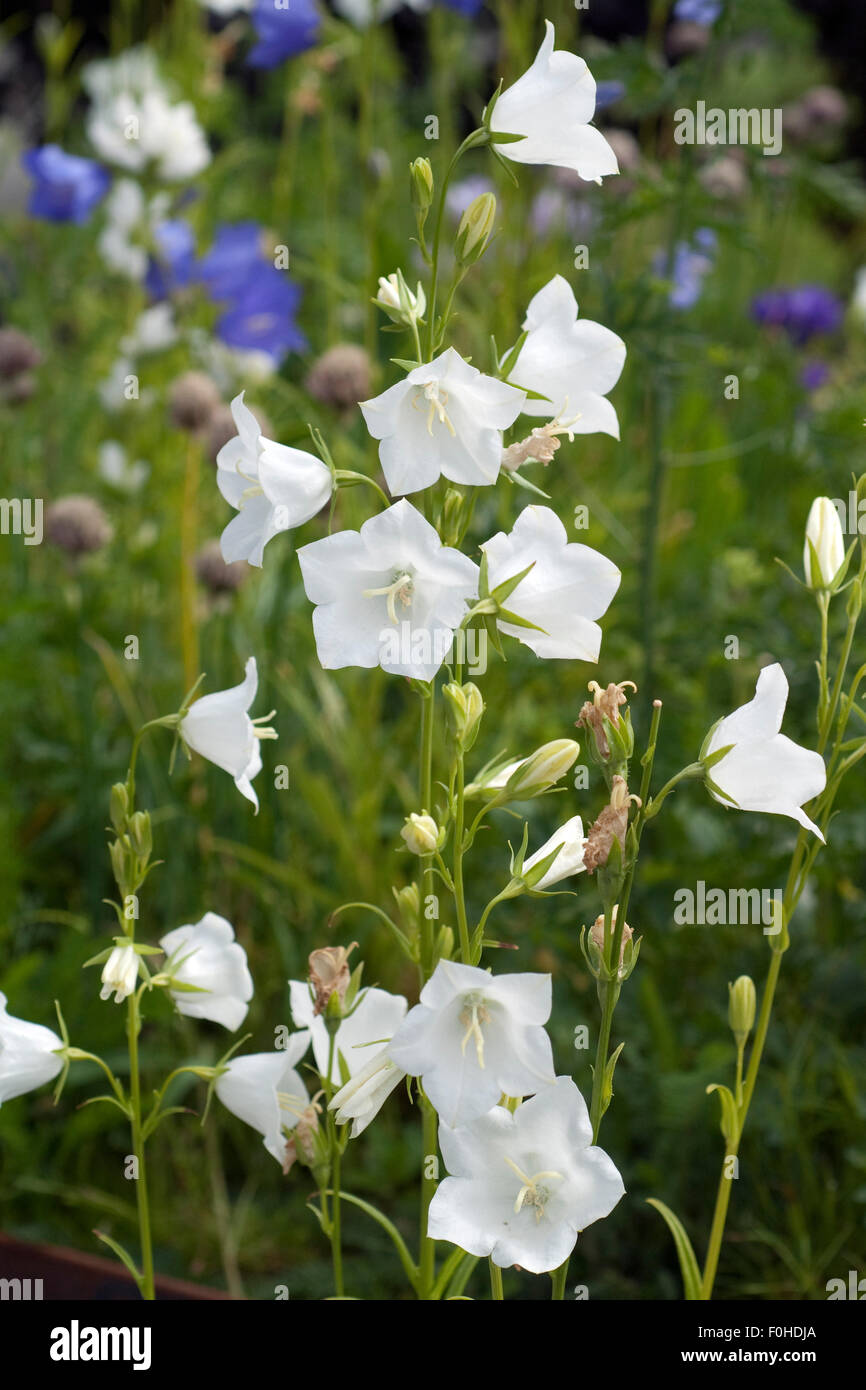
left=489, top=1259, right=504, bottom=1300
left=550, top=1259, right=569, bottom=1300
left=324, top=1029, right=344, bottom=1297
left=453, top=754, right=471, bottom=962
left=418, top=686, right=437, bottom=979
left=127, top=990, right=154, bottom=1300
left=418, top=1096, right=438, bottom=1299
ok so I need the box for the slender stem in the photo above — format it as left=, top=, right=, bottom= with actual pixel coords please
left=180, top=436, right=200, bottom=695
left=127, top=990, right=155, bottom=1300
left=453, top=753, right=471, bottom=962
left=418, top=687, right=437, bottom=979
left=418, top=1095, right=438, bottom=1299
left=550, top=1259, right=569, bottom=1301
left=489, top=1259, right=504, bottom=1300
left=324, top=1029, right=344, bottom=1297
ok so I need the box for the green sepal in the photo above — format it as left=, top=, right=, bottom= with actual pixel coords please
left=706, top=1082, right=740, bottom=1145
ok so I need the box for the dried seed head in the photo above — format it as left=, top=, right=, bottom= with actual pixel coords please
left=583, top=776, right=640, bottom=873
left=0, top=326, right=42, bottom=379
left=195, top=539, right=247, bottom=594
left=590, top=907, right=633, bottom=972
left=308, top=942, right=358, bottom=1017
left=169, top=371, right=222, bottom=432
left=576, top=680, right=636, bottom=759
left=305, top=344, right=372, bottom=410
left=45, top=495, right=113, bottom=555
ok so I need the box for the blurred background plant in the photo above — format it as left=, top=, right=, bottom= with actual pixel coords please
left=0, top=0, right=864, bottom=1299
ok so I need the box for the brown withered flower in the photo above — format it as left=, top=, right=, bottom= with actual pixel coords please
left=590, top=907, right=634, bottom=975
left=576, top=680, right=636, bottom=759
left=583, top=775, right=640, bottom=874
left=308, top=942, right=358, bottom=1017
left=283, top=1095, right=323, bottom=1175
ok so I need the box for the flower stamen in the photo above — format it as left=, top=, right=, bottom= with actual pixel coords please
left=459, top=992, right=491, bottom=1069
left=362, top=571, right=415, bottom=625
left=503, top=1155, right=563, bottom=1222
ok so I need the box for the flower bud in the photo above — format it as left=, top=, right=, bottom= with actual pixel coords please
left=443, top=681, right=484, bottom=751
left=400, top=812, right=442, bottom=855
left=410, top=157, right=434, bottom=217
left=392, top=882, right=420, bottom=927
left=169, top=371, right=221, bottom=432
left=109, top=782, right=129, bottom=836
left=504, top=739, right=579, bottom=797
left=127, top=810, right=152, bottom=860
left=374, top=271, right=426, bottom=325
left=803, top=497, right=845, bottom=589
left=728, top=975, right=756, bottom=1044
left=440, top=486, right=465, bottom=547
left=456, top=192, right=496, bottom=266
left=309, top=943, right=357, bottom=1018
left=99, top=942, right=139, bottom=1005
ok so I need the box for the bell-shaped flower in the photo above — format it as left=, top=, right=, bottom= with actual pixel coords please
left=522, top=816, right=586, bottom=889
left=508, top=276, right=626, bottom=437
left=297, top=498, right=479, bottom=682
left=481, top=505, right=620, bottom=661
left=0, top=993, right=64, bottom=1105
left=428, top=1076, right=625, bottom=1273
left=99, top=943, right=140, bottom=1004
left=217, top=392, right=333, bottom=567
left=179, top=656, right=276, bottom=811
left=489, top=21, right=618, bottom=184
left=703, top=663, right=826, bottom=840
left=214, top=1034, right=311, bottom=1167
left=159, top=912, right=253, bottom=1031
left=359, top=347, right=525, bottom=495
left=803, top=497, right=845, bottom=589
left=329, top=1052, right=405, bottom=1138
left=290, top=981, right=407, bottom=1086
left=387, top=961, right=556, bottom=1128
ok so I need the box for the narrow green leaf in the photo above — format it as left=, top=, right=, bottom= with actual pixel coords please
left=646, top=1198, right=703, bottom=1301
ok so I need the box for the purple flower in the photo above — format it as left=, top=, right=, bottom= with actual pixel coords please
left=247, top=0, right=321, bottom=68
left=751, top=285, right=844, bottom=346
left=216, top=274, right=307, bottom=358
left=22, top=145, right=110, bottom=224
left=656, top=228, right=717, bottom=310
left=197, top=223, right=267, bottom=299
left=438, top=0, right=483, bottom=14
left=673, top=0, right=721, bottom=24
left=145, top=220, right=197, bottom=300
left=799, top=360, right=830, bottom=392
left=595, top=81, right=626, bottom=112
left=199, top=222, right=306, bottom=362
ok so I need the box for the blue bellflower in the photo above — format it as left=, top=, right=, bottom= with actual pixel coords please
left=22, top=146, right=110, bottom=224
left=247, top=0, right=321, bottom=68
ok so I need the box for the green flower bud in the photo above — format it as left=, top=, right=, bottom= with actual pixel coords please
left=440, top=487, right=465, bottom=547
left=728, top=975, right=756, bottom=1044
left=392, top=882, right=420, bottom=927
left=410, top=157, right=434, bottom=217
left=443, top=681, right=485, bottom=751
left=456, top=192, right=496, bottom=266
left=109, top=782, right=129, bottom=836
left=400, top=812, right=443, bottom=855
left=127, top=810, right=152, bottom=860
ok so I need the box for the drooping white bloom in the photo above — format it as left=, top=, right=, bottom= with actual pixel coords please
left=0, top=993, right=64, bottom=1105
left=481, top=505, right=621, bottom=661
left=297, top=499, right=479, bottom=682
left=329, top=1052, right=405, bottom=1137
left=489, top=21, right=619, bottom=184
left=508, top=276, right=626, bottom=437
left=803, top=497, right=845, bottom=589
left=159, top=912, right=254, bottom=1031
left=360, top=348, right=525, bottom=495
left=217, top=393, right=333, bottom=567
left=428, top=1076, right=625, bottom=1273
left=522, top=815, right=587, bottom=888
left=214, top=1034, right=311, bottom=1166
left=704, top=663, right=827, bottom=840
left=179, top=656, right=276, bottom=811
left=387, top=961, right=556, bottom=1128
left=290, top=981, right=408, bottom=1087
left=100, top=943, right=140, bottom=1004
